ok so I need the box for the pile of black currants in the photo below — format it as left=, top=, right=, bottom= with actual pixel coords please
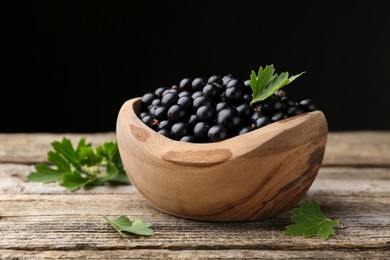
left=139, top=75, right=316, bottom=143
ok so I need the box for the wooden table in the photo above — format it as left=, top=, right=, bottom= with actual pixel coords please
left=0, top=132, right=389, bottom=259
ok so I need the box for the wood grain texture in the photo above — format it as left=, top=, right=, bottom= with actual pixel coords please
left=0, top=133, right=116, bottom=164
left=116, top=98, right=328, bottom=221
left=1, top=132, right=389, bottom=166
left=0, top=194, right=389, bottom=251
left=1, top=163, right=389, bottom=196
left=1, top=131, right=390, bottom=259
left=324, top=131, right=390, bottom=166
left=0, top=250, right=389, bottom=259
left=0, top=164, right=135, bottom=195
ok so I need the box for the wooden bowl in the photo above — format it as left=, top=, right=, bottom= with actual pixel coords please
left=116, top=98, right=328, bottom=221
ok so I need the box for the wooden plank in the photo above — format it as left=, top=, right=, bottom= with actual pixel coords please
left=1, top=163, right=389, bottom=195
left=324, top=131, right=390, bottom=166
left=0, top=194, right=389, bottom=251
left=0, top=163, right=135, bottom=194
left=0, top=249, right=389, bottom=259
left=0, top=133, right=116, bottom=164
left=0, top=133, right=389, bottom=257
left=1, top=132, right=390, bottom=166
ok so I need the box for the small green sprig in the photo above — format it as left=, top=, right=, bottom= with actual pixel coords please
left=102, top=215, right=154, bottom=236
left=285, top=198, right=339, bottom=240
left=28, top=137, right=129, bottom=191
left=249, top=65, right=305, bottom=105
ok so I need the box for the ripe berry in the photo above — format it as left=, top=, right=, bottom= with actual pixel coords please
left=177, top=96, right=193, bottom=109
left=154, top=106, right=168, bottom=120
left=236, top=103, right=252, bottom=118
left=179, top=91, right=191, bottom=98
left=158, top=129, right=170, bottom=137
left=142, top=114, right=156, bottom=128
left=168, top=104, right=187, bottom=122
left=300, top=99, right=316, bottom=111
left=162, top=93, right=178, bottom=107
left=192, top=77, right=206, bottom=92
left=255, top=116, right=271, bottom=128
left=188, top=114, right=199, bottom=127
left=196, top=105, right=216, bottom=122
left=222, top=75, right=233, bottom=86
left=216, top=101, right=230, bottom=112
left=208, top=125, right=228, bottom=142
left=180, top=135, right=196, bottom=142
left=227, top=79, right=244, bottom=89
left=217, top=108, right=242, bottom=129
left=271, top=111, right=286, bottom=122
left=154, top=87, right=167, bottom=98
left=203, top=84, right=219, bottom=98
left=179, top=78, right=192, bottom=91
left=193, top=122, right=210, bottom=140
left=193, top=95, right=212, bottom=110
left=171, top=122, right=188, bottom=140
left=158, top=120, right=171, bottom=130
left=151, top=99, right=161, bottom=107
left=238, top=126, right=251, bottom=135
left=141, top=93, right=157, bottom=107
left=225, top=86, right=244, bottom=104
left=207, top=75, right=222, bottom=84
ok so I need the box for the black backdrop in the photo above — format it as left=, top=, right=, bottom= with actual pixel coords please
left=2, top=1, right=390, bottom=132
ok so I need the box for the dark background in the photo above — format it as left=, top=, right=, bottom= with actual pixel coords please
left=2, top=1, right=390, bottom=132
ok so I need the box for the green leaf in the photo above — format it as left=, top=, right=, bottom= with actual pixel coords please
left=123, top=219, right=155, bottom=236
left=28, top=137, right=130, bottom=191
left=285, top=198, right=339, bottom=240
left=78, top=145, right=102, bottom=166
left=51, top=138, right=80, bottom=168
left=92, top=161, right=118, bottom=185
left=28, top=164, right=64, bottom=183
left=249, top=65, right=305, bottom=105
left=102, top=215, right=154, bottom=236
left=98, top=142, right=129, bottom=184
left=48, top=151, right=71, bottom=172
left=60, top=172, right=95, bottom=191
left=108, top=169, right=129, bottom=184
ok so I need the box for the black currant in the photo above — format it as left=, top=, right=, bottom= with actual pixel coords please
left=171, top=122, right=188, bottom=140
left=271, top=111, right=286, bottom=122
left=225, top=86, right=244, bottom=104
left=158, top=120, right=171, bottom=130
left=161, top=92, right=179, bottom=107
left=300, top=99, right=316, bottom=111
left=238, top=126, right=251, bottom=135
left=255, top=116, right=271, bottom=128
left=203, top=83, right=219, bottom=98
left=180, top=135, right=196, bottom=142
left=192, top=77, right=206, bottom=92
left=236, top=103, right=252, bottom=118
left=141, top=93, right=157, bottom=107
left=179, top=78, right=192, bottom=91
left=217, top=108, right=242, bottom=129
left=177, top=96, right=193, bottom=109
left=158, top=129, right=170, bottom=137
left=154, top=106, right=168, bottom=120
left=227, top=79, right=244, bottom=89
left=167, top=104, right=187, bottom=122
left=154, top=87, right=167, bottom=98
left=193, top=122, right=211, bottom=140
left=207, top=75, right=222, bottom=84
left=208, top=125, right=228, bottom=142
left=193, top=95, right=212, bottom=110
left=196, top=105, right=216, bottom=122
